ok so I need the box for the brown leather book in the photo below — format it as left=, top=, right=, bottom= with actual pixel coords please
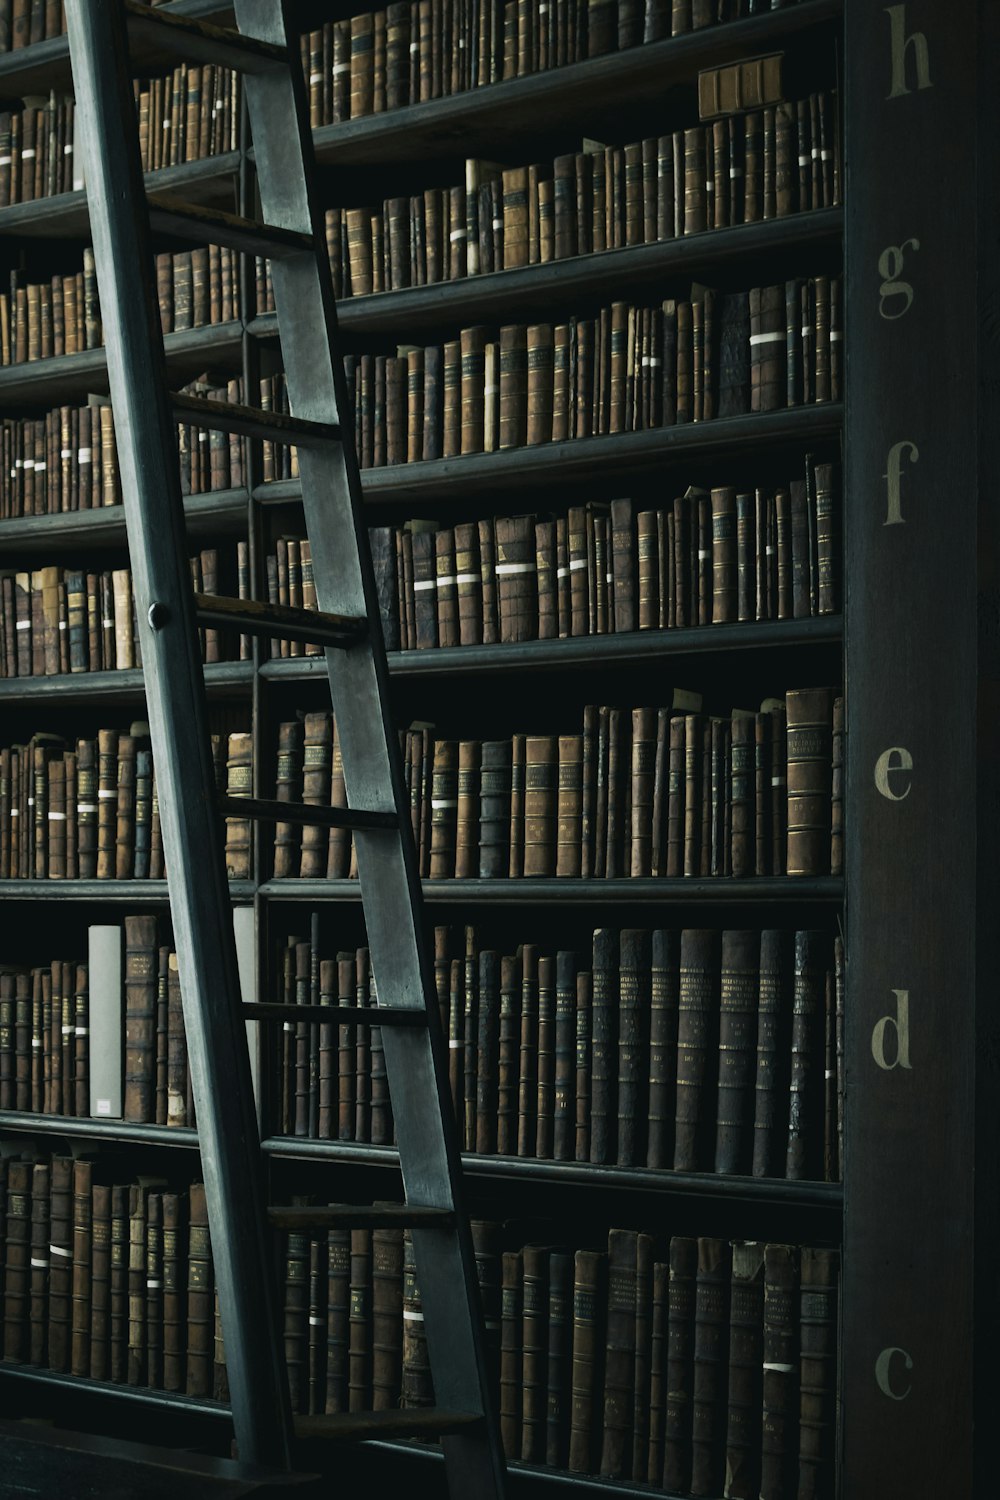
left=475, top=948, right=501, bottom=1154
left=598, top=1228, right=638, bottom=1478
left=223, top=730, right=252, bottom=880
left=508, top=734, right=526, bottom=877
left=785, top=687, right=834, bottom=876
left=435, top=527, right=459, bottom=647
left=428, top=739, right=458, bottom=879
left=298, top=711, right=331, bottom=878
left=524, top=735, right=558, bottom=877
left=648, top=1257, right=669, bottom=1482
left=124, top=915, right=158, bottom=1124
left=520, top=1243, right=550, bottom=1464
left=690, top=1236, right=732, bottom=1496
left=567, top=1247, right=606, bottom=1472
left=274, top=718, right=304, bottom=879
left=750, top=285, right=786, bottom=413
left=786, top=930, right=829, bottom=1180
left=516, top=944, right=539, bottom=1156
left=160, top=1191, right=185, bottom=1392
left=3, top=1159, right=31, bottom=1361
left=411, top=524, right=439, bottom=649
left=44, top=1154, right=73, bottom=1371
left=455, top=740, right=481, bottom=880
left=589, top=927, right=618, bottom=1165
left=453, top=520, right=483, bottom=646
left=674, top=928, right=719, bottom=1171
left=400, top=1230, right=430, bottom=1409
left=535, top=519, right=557, bottom=640
left=108, top=1183, right=129, bottom=1385
left=526, top=323, right=554, bottom=445
left=617, top=926, right=651, bottom=1166
left=185, top=1183, right=213, bottom=1397
left=573, top=969, right=592, bottom=1163
left=714, top=930, right=760, bottom=1175
left=460, top=326, right=487, bottom=454
left=405, top=347, right=425, bottom=463
left=628, top=706, right=655, bottom=876
left=532, top=954, right=555, bottom=1158
left=28, top=1160, right=50, bottom=1366
left=145, top=1190, right=164, bottom=1388
left=87, top=1181, right=112, bottom=1382
left=346, top=1225, right=372, bottom=1411
left=761, top=1244, right=800, bottom=1500
left=730, top=712, right=755, bottom=879
left=371, top=1220, right=404, bottom=1411
left=499, top=325, right=528, bottom=448
left=478, top=517, right=499, bottom=644
left=479, top=739, right=512, bottom=879
left=70, top=1159, right=92, bottom=1377
left=556, top=734, right=583, bottom=878
left=500, top=1249, right=523, bottom=1459
left=497, top=951, right=522, bottom=1156
left=442, top=338, right=461, bottom=457
left=796, top=1247, right=839, bottom=1499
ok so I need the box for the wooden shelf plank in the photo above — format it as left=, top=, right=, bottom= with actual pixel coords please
left=0, top=1111, right=199, bottom=1148
left=0, top=659, right=252, bottom=705
left=0, top=487, right=248, bottom=553
left=0, top=1362, right=229, bottom=1419
left=0, top=879, right=255, bottom=902
left=260, top=876, right=844, bottom=903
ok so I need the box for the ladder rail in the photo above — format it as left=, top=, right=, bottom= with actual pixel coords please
left=63, top=0, right=293, bottom=1469
left=235, top=4, right=509, bottom=1491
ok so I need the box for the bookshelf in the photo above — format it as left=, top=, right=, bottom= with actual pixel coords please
left=7, top=0, right=982, bottom=1497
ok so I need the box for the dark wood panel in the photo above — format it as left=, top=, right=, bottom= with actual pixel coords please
left=842, top=1, right=995, bottom=1495
left=0, top=154, right=240, bottom=240
left=0, top=488, right=248, bottom=553
left=0, top=660, right=252, bottom=705
left=0, top=322, right=243, bottom=407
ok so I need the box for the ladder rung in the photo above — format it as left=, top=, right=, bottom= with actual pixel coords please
left=243, top=1002, right=426, bottom=1028
left=268, top=1205, right=454, bottom=1232
left=147, top=192, right=313, bottom=260
left=124, top=0, right=288, bottom=74
left=220, top=796, right=396, bottom=832
left=171, top=393, right=340, bottom=449
left=294, top=1410, right=483, bottom=1443
left=194, top=593, right=367, bottom=648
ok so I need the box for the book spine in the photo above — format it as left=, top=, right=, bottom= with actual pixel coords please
left=724, top=1241, right=765, bottom=1499
left=714, top=928, right=760, bottom=1174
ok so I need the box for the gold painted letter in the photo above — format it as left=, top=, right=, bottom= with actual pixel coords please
left=875, top=747, right=913, bottom=801
left=885, top=5, right=932, bottom=98
left=884, top=440, right=918, bottom=525
left=878, top=240, right=920, bottom=319
left=875, top=1347, right=913, bottom=1400
left=872, top=990, right=912, bottom=1070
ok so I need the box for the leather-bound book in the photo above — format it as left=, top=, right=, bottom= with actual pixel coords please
left=28, top=1161, right=50, bottom=1366
left=526, top=322, right=554, bottom=445
left=521, top=1243, right=550, bottom=1463
left=185, top=1183, right=212, bottom=1398
left=371, top=1220, right=404, bottom=1411
left=724, top=1241, right=765, bottom=1498
left=428, top=739, right=458, bottom=879
left=89, top=1181, right=113, bottom=1382
left=455, top=740, right=481, bottom=879
left=535, top=519, right=557, bottom=640
left=589, top=927, right=619, bottom=1164
left=223, top=730, right=252, bottom=879
left=133, top=747, right=152, bottom=878
left=497, top=952, right=522, bottom=1155
left=789, top=480, right=810, bottom=620
left=108, top=1184, right=129, bottom=1385
left=599, top=1228, right=638, bottom=1478
left=124, top=915, right=158, bottom=1123
left=400, top=1230, right=431, bottom=1409
left=797, top=1247, right=839, bottom=1499
left=273, top=718, right=304, bottom=879
left=546, top=1249, right=574, bottom=1467
left=674, top=928, right=719, bottom=1171
left=730, top=713, right=755, bottom=879
left=785, top=687, right=834, bottom=876
left=496, top=513, right=539, bottom=642
left=46, top=1155, right=73, bottom=1371
left=534, top=954, right=556, bottom=1157
left=568, top=1247, right=606, bottom=1472
left=524, top=735, right=557, bottom=877
left=71, top=1159, right=92, bottom=1377
left=761, top=1244, right=800, bottom=1500
left=750, top=285, right=786, bottom=413
left=629, top=707, right=655, bottom=877
left=574, top=970, right=592, bottom=1163
left=552, top=950, right=577, bottom=1161
left=460, top=326, right=487, bottom=454
left=556, top=734, right=583, bottom=877
left=830, top=695, right=844, bottom=878
left=405, top=347, right=425, bottom=463
left=166, top=952, right=187, bottom=1128
left=3, top=1159, right=30, bottom=1361
left=160, top=1191, right=185, bottom=1392
left=127, top=1182, right=148, bottom=1385
left=647, top=928, right=680, bottom=1168
left=749, top=930, right=790, bottom=1178
left=711, top=486, right=737, bottom=621
left=322, top=1225, right=351, bottom=1412
left=815, top=461, right=838, bottom=616
left=328, top=716, right=354, bottom=881
left=499, top=325, right=528, bottom=448
left=443, top=340, right=464, bottom=456
left=683, top=127, right=706, bottom=236
left=478, top=516, right=499, bottom=644
left=785, top=930, right=829, bottom=1180
left=355, top=949, right=372, bottom=1144
left=637, top=509, right=659, bottom=630
left=710, top=924, right=758, bottom=1170
left=454, top=520, right=482, bottom=645
left=145, top=1191, right=164, bottom=1389
left=690, top=1236, right=731, bottom=1497
left=479, top=740, right=512, bottom=878
left=632, top=1232, right=655, bottom=1479
left=516, top=944, right=539, bottom=1156
left=347, top=1227, right=372, bottom=1412
left=604, top=705, right=625, bottom=876
left=297, top=711, right=331, bottom=878
left=663, top=1235, right=698, bottom=1490
left=500, top=1250, right=523, bottom=1459
left=508, top=734, right=526, bottom=876
left=617, top=928, right=651, bottom=1167
left=502, top=167, right=529, bottom=267
left=476, top=949, right=501, bottom=1154
left=463, top=929, right=479, bottom=1151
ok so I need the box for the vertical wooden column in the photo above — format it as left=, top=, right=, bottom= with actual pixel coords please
left=844, top=2, right=1000, bottom=1495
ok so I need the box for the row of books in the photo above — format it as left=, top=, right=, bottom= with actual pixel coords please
left=0, top=548, right=249, bottom=678
left=296, top=0, right=802, bottom=126
left=0, top=0, right=192, bottom=52
left=258, top=283, right=842, bottom=482
left=269, top=923, right=843, bottom=1182
left=0, top=725, right=251, bottom=881
left=0, top=381, right=246, bottom=520
left=0, top=1159, right=223, bottom=1398
left=0, top=958, right=89, bottom=1119
left=0, top=1150, right=836, bottom=1498
left=282, top=99, right=840, bottom=305
left=0, top=246, right=238, bottom=367
left=272, top=687, right=843, bottom=882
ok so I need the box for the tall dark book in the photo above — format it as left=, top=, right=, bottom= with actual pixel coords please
left=123, top=915, right=158, bottom=1123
